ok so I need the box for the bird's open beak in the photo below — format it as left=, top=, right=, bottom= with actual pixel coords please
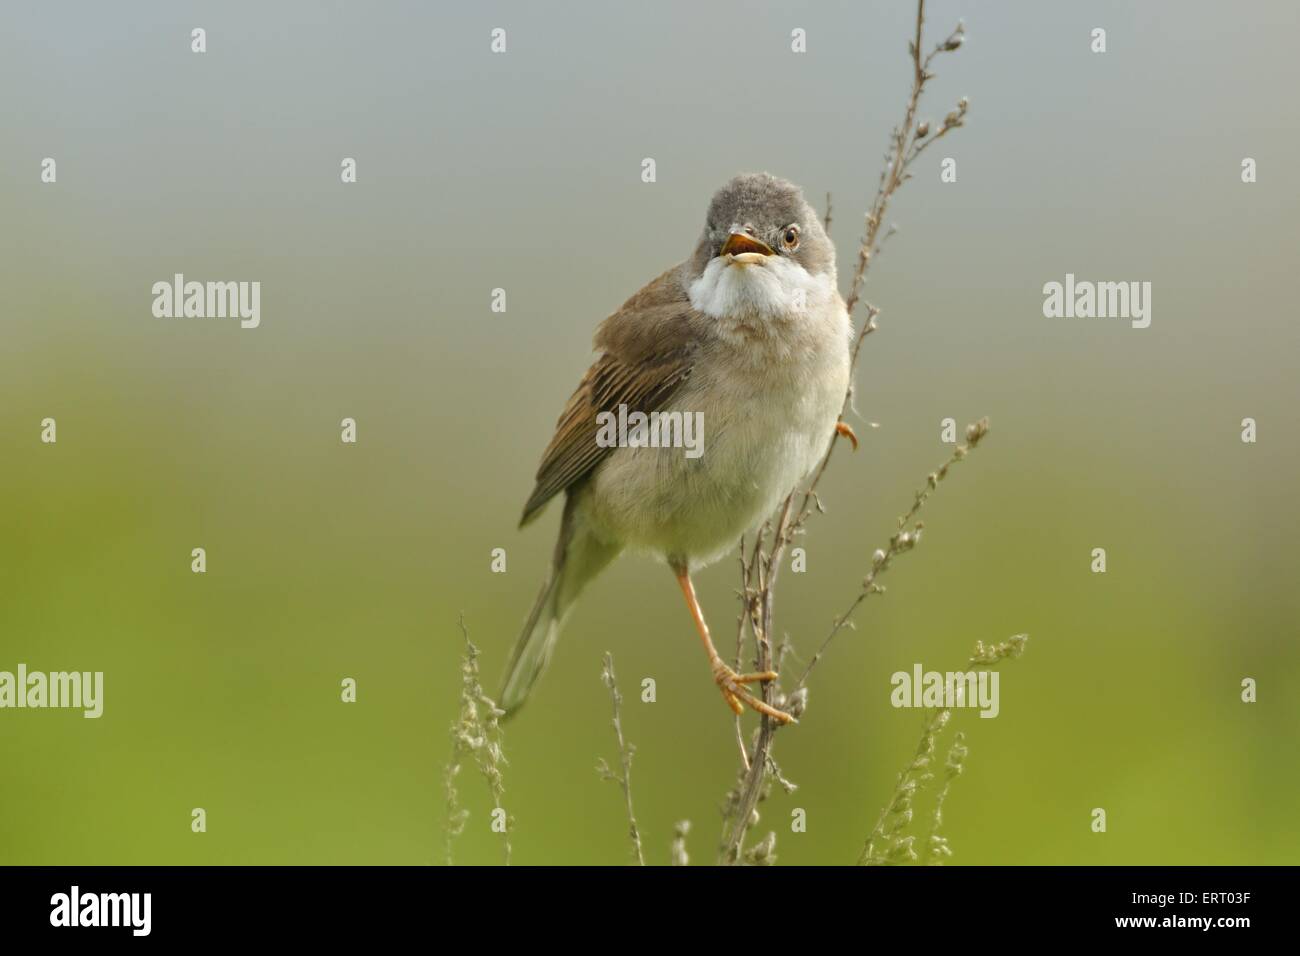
left=720, top=232, right=774, bottom=264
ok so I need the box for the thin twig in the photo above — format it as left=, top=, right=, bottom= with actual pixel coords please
left=720, top=497, right=793, bottom=861
left=671, top=821, right=691, bottom=866
left=444, top=614, right=512, bottom=865
left=924, top=732, right=968, bottom=865
left=597, top=652, right=645, bottom=865
left=860, top=635, right=1026, bottom=865
left=844, top=2, right=965, bottom=318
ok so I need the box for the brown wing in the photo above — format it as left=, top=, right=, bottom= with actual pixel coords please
left=519, top=267, right=697, bottom=526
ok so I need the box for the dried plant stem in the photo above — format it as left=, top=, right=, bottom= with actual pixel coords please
left=720, top=498, right=793, bottom=862
left=844, top=0, right=966, bottom=320
left=443, top=736, right=466, bottom=866
left=861, top=705, right=952, bottom=866
left=671, top=821, right=691, bottom=866
left=859, top=634, right=1027, bottom=866
left=718, top=420, right=986, bottom=863
left=924, top=731, right=968, bottom=865
left=444, top=614, right=512, bottom=865
left=597, top=653, right=645, bottom=865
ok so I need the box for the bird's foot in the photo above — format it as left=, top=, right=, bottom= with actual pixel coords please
left=835, top=420, right=859, bottom=451
left=711, top=659, right=794, bottom=724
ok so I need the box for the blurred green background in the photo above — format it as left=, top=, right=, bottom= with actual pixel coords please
left=2, top=0, right=1297, bottom=865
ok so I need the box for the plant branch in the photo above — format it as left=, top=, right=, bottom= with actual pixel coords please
left=444, top=614, right=512, bottom=865
left=597, top=652, right=645, bottom=865
left=860, top=634, right=1027, bottom=865
left=671, top=820, right=691, bottom=866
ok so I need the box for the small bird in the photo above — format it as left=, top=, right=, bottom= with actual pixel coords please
left=501, top=172, right=853, bottom=723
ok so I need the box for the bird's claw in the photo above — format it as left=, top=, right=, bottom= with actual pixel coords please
left=711, top=660, right=794, bottom=724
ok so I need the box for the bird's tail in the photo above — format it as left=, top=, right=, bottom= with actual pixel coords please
left=499, top=497, right=617, bottom=716
left=499, top=568, right=563, bottom=716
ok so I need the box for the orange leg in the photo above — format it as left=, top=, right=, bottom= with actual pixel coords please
left=836, top=420, right=859, bottom=451
left=674, top=567, right=793, bottom=724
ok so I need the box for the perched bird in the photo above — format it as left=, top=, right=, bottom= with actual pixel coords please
left=501, top=172, right=854, bottom=722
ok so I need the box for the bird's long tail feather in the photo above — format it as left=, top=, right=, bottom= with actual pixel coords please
left=499, top=495, right=617, bottom=716
left=499, top=565, right=564, bottom=715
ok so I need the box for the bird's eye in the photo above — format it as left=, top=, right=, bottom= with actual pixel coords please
left=782, top=226, right=800, bottom=250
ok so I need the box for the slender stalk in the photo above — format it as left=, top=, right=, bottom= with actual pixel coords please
left=597, top=653, right=645, bottom=865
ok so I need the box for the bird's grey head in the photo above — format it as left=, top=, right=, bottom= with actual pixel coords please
left=687, top=172, right=835, bottom=282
